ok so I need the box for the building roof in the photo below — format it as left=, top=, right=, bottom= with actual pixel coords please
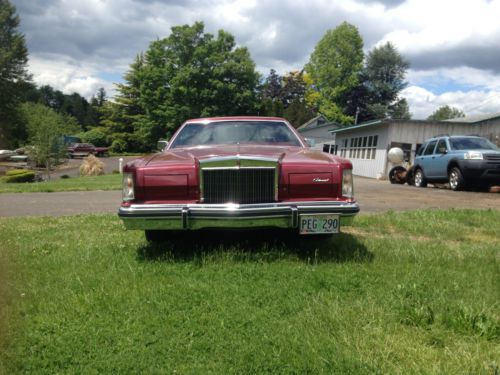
left=329, top=116, right=500, bottom=134
left=444, top=112, right=500, bottom=123
left=329, top=119, right=385, bottom=134
left=297, top=114, right=330, bottom=130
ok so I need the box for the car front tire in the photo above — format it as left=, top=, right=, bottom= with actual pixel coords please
left=449, top=167, right=466, bottom=191
left=414, top=168, right=427, bottom=188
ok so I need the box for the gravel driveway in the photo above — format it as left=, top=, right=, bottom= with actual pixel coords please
left=0, top=176, right=498, bottom=217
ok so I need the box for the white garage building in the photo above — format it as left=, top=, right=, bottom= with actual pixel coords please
left=329, top=114, right=500, bottom=179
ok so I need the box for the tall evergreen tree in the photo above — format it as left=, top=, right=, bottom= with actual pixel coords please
left=348, top=42, right=410, bottom=122
left=0, top=0, right=30, bottom=147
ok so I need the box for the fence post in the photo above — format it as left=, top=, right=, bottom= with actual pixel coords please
left=119, top=157, right=124, bottom=174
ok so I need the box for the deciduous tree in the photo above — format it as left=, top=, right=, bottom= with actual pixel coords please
left=305, top=22, right=364, bottom=124
left=427, top=105, right=465, bottom=121
left=109, top=22, right=260, bottom=151
left=21, top=103, right=79, bottom=179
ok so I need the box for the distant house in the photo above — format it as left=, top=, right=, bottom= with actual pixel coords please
left=297, top=115, right=341, bottom=154
left=329, top=115, right=500, bottom=179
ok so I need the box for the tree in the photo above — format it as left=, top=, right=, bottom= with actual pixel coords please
left=0, top=0, right=30, bottom=148
left=305, top=22, right=364, bottom=124
left=427, top=105, right=465, bottom=121
left=21, top=103, right=79, bottom=179
left=108, top=22, right=260, bottom=151
left=281, top=71, right=315, bottom=127
left=258, top=69, right=315, bottom=126
left=258, top=69, right=284, bottom=117
left=347, top=42, right=410, bottom=122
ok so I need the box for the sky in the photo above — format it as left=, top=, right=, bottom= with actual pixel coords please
left=11, top=0, right=500, bottom=119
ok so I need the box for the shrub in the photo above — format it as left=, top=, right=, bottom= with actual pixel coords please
left=79, top=155, right=105, bottom=176
left=79, top=127, right=109, bottom=147
left=5, top=169, right=31, bottom=176
left=110, top=138, right=128, bottom=153
left=60, top=174, right=70, bottom=179
left=1, top=171, right=35, bottom=183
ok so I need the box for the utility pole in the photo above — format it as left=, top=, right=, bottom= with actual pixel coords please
left=355, top=107, right=360, bottom=125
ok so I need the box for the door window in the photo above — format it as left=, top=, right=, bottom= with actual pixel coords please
left=423, top=140, right=437, bottom=155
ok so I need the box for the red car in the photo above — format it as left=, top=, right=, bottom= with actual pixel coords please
left=118, top=117, right=359, bottom=241
left=67, top=143, right=109, bottom=157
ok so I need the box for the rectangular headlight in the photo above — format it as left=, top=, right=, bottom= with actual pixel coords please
left=342, top=169, right=354, bottom=198
left=122, top=172, right=135, bottom=201
left=464, top=151, right=483, bottom=160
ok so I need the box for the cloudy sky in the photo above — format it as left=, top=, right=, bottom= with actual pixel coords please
left=12, top=0, right=500, bottom=119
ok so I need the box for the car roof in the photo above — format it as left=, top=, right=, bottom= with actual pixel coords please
left=426, top=135, right=482, bottom=141
left=184, top=116, right=287, bottom=124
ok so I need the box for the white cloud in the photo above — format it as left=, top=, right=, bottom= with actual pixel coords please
left=12, top=0, right=500, bottom=116
left=402, top=86, right=500, bottom=119
left=28, top=54, right=113, bottom=98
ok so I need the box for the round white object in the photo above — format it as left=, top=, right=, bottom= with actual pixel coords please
left=388, top=147, right=404, bottom=164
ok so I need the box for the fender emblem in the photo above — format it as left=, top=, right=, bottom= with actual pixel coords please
left=313, top=178, right=329, bottom=182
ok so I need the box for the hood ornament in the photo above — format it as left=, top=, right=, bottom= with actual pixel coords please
left=313, top=177, right=329, bottom=183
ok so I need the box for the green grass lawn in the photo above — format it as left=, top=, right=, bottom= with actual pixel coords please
left=0, top=173, right=121, bottom=193
left=0, top=210, right=498, bottom=374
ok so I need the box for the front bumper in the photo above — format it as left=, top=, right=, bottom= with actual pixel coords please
left=118, top=201, right=360, bottom=231
left=458, top=160, right=500, bottom=182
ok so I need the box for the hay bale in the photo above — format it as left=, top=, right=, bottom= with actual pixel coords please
left=79, top=155, right=105, bottom=176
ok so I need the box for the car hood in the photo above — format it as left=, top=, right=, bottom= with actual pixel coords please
left=144, top=145, right=341, bottom=167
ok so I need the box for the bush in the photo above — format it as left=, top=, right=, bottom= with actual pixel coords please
left=1, top=171, right=35, bottom=183
left=110, top=138, right=128, bottom=153
left=5, top=169, right=31, bottom=176
left=80, top=155, right=105, bottom=176
left=79, top=127, right=109, bottom=147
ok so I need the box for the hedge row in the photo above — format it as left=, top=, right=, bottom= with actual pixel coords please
left=1, top=169, right=35, bottom=183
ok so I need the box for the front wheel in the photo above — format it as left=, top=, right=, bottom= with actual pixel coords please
left=414, top=168, right=427, bottom=188
left=449, top=167, right=466, bottom=191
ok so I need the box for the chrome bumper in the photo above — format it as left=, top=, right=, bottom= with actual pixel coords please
left=118, top=201, right=360, bottom=230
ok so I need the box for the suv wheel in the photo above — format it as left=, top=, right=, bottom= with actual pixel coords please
left=449, top=167, right=466, bottom=191
left=414, top=168, right=427, bottom=188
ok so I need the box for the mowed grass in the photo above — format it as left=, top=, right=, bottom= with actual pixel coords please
left=0, top=210, right=498, bottom=374
left=0, top=173, right=121, bottom=193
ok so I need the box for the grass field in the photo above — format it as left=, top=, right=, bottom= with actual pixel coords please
left=0, top=174, right=121, bottom=194
left=0, top=210, right=498, bottom=374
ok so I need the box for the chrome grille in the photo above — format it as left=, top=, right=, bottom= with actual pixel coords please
left=202, top=168, right=275, bottom=204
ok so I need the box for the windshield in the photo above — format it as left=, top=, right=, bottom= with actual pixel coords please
left=449, top=137, right=498, bottom=151
left=170, top=121, right=302, bottom=148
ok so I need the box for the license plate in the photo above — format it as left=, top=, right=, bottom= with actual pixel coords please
left=299, top=214, right=340, bottom=235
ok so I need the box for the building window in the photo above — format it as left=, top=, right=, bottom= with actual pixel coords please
left=340, top=135, right=379, bottom=160
left=322, top=144, right=339, bottom=155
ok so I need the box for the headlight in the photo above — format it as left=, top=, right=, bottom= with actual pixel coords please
left=342, top=169, right=354, bottom=198
left=122, top=172, right=135, bottom=201
left=464, top=151, right=483, bottom=160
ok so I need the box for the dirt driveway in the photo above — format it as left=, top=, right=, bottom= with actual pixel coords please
left=0, top=176, right=498, bottom=217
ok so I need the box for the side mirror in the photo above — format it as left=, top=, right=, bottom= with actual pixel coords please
left=157, top=140, right=168, bottom=152
left=304, top=138, right=315, bottom=147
